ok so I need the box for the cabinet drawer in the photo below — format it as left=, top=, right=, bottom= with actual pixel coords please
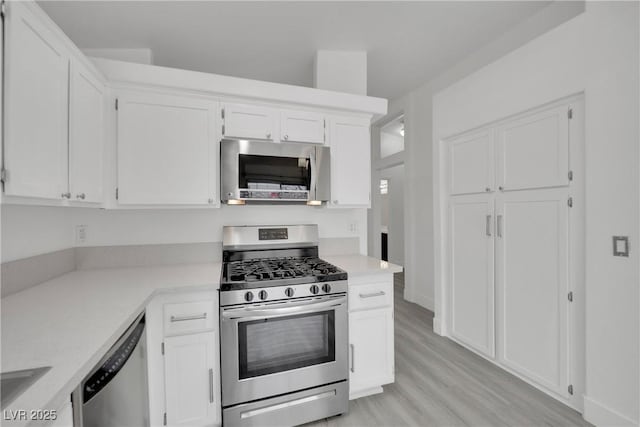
left=163, top=300, right=215, bottom=336
left=348, top=282, right=393, bottom=311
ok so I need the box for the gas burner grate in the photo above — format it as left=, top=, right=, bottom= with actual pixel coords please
left=225, top=257, right=342, bottom=283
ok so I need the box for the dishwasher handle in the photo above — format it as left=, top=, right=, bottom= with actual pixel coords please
left=82, top=313, right=146, bottom=403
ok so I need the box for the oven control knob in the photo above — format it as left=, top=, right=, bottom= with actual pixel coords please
left=310, top=285, right=319, bottom=295
left=322, top=283, right=332, bottom=293
left=285, top=287, right=295, bottom=297
left=244, top=291, right=254, bottom=302
left=258, top=290, right=268, bottom=300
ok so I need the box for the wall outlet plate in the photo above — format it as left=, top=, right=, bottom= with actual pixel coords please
left=76, top=225, right=87, bottom=244
left=613, top=236, right=629, bottom=257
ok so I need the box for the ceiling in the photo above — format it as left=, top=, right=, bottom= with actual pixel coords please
left=39, top=1, right=559, bottom=100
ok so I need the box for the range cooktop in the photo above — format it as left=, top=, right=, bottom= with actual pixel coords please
left=221, top=256, right=347, bottom=291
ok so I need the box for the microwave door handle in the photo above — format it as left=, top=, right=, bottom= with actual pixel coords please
left=222, top=297, right=347, bottom=321
left=309, top=148, right=317, bottom=201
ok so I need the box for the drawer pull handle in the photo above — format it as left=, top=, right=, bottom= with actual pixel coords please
left=350, top=344, right=355, bottom=373
left=359, top=291, right=385, bottom=299
left=170, top=313, right=207, bottom=322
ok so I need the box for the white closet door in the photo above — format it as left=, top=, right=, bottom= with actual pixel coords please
left=449, top=129, right=494, bottom=195
left=449, top=194, right=495, bottom=357
left=496, top=105, right=569, bottom=191
left=496, top=188, right=569, bottom=397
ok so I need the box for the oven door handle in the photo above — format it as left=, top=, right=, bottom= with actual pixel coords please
left=222, top=297, right=347, bottom=321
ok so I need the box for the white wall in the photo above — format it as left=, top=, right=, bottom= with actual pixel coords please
left=1, top=205, right=367, bottom=262
left=432, top=3, right=639, bottom=425
left=370, top=1, right=585, bottom=313
left=380, top=164, right=404, bottom=265
left=313, top=50, right=367, bottom=96
left=380, top=131, right=404, bottom=158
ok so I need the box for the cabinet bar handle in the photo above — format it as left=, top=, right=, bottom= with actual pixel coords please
left=170, top=313, right=207, bottom=322
left=497, top=215, right=503, bottom=238
left=350, top=344, right=355, bottom=373
left=359, top=291, right=385, bottom=299
left=486, top=215, right=492, bottom=237
left=209, top=368, right=214, bottom=403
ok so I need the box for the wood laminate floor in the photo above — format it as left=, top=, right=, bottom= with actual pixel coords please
left=306, top=273, right=591, bottom=427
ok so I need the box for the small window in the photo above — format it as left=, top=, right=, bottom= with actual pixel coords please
left=380, top=179, right=388, bottom=195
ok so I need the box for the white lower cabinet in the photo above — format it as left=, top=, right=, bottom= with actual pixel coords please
left=49, top=400, right=73, bottom=427
left=147, top=292, right=221, bottom=427
left=164, top=333, right=217, bottom=426
left=348, top=276, right=394, bottom=399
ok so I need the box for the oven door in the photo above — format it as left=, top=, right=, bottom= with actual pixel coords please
left=220, top=294, right=348, bottom=406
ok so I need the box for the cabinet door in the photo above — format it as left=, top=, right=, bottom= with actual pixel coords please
left=69, top=62, right=105, bottom=203
left=495, top=188, right=569, bottom=398
left=496, top=105, right=569, bottom=191
left=117, top=91, right=218, bottom=205
left=164, top=333, right=217, bottom=427
left=329, top=116, right=371, bottom=207
left=222, top=103, right=277, bottom=141
left=4, top=2, right=69, bottom=199
left=449, top=129, right=494, bottom=195
left=50, top=401, right=73, bottom=427
left=280, top=110, right=325, bottom=144
left=449, top=194, right=495, bottom=357
left=349, top=308, right=394, bottom=396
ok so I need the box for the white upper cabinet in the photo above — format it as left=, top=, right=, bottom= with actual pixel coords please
left=328, top=116, right=371, bottom=207
left=280, top=110, right=325, bottom=144
left=449, top=194, right=495, bottom=358
left=4, top=2, right=69, bottom=199
left=496, top=105, right=569, bottom=191
left=117, top=90, right=219, bottom=206
left=69, top=62, right=105, bottom=204
left=449, top=129, right=494, bottom=195
left=222, top=103, right=277, bottom=141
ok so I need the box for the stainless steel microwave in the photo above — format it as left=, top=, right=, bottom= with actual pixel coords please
left=220, top=139, right=330, bottom=204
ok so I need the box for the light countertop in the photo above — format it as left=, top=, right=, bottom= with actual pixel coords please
left=324, top=255, right=403, bottom=276
left=1, top=254, right=398, bottom=425
left=1, top=263, right=221, bottom=426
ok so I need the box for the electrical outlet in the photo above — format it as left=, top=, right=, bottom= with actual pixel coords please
left=76, top=225, right=87, bottom=244
left=348, top=222, right=358, bottom=233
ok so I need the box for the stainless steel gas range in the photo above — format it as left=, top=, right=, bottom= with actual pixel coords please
left=219, top=225, right=349, bottom=427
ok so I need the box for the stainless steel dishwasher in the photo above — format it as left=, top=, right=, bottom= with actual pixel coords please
left=72, top=312, right=149, bottom=427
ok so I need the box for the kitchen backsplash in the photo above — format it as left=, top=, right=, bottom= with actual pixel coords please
left=1, top=204, right=367, bottom=262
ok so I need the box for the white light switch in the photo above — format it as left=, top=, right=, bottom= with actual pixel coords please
left=613, top=236, right=629, bottom=257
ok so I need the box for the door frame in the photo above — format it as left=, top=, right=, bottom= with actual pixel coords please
left=436, top=93, right=585, bottom=411
left=369, top=112, right=408, bottom=297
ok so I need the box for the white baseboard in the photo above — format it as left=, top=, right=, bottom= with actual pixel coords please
left=433, top=317, right=445, bottom=336
left=583, top=395, right=637, bottom=427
